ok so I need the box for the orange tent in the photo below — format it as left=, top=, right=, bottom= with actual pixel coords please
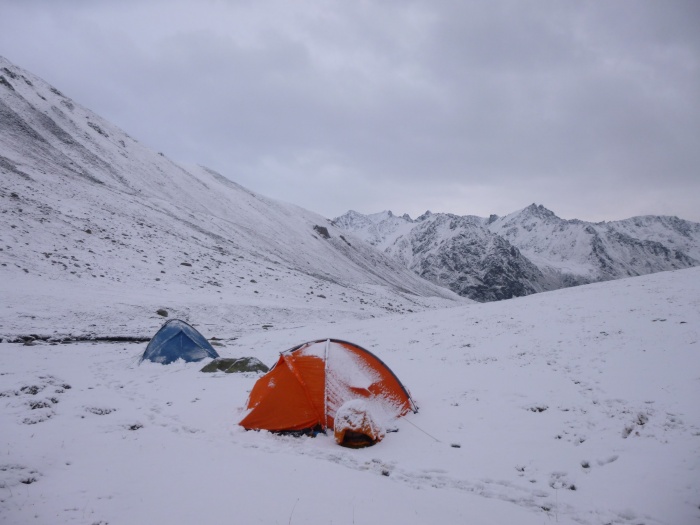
left=239, top=339, right=417, bottom=433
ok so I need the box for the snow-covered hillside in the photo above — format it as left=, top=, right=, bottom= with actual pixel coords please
left=335, top=205, right=700, bottom=301
left=0, top=55, right=463, bottom=341
left=2, top=265, right=698, bottom=524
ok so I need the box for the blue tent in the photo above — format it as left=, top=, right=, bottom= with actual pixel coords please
left=141, top=319, right=219, bottom=364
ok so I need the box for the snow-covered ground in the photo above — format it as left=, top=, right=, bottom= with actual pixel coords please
left=2, top=267, right=699, bottom=525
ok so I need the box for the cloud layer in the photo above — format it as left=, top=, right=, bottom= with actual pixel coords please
left=2, top=0, right=699, bottom=221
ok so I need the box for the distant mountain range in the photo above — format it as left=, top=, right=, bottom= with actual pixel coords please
left=333, top=206, right=700, bottom=301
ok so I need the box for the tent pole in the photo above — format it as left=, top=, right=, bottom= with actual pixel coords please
left=324, top=339, right=330, bottom=430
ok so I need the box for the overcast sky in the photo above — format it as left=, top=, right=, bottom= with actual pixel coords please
left=2, top=1, right=699, bottom=222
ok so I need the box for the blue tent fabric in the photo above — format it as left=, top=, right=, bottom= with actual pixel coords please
left=141, top=319, right=219, bottom=364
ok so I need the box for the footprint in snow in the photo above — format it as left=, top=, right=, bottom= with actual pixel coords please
left=597, top=455, right=619, bottom=466
left=0, top=464, right=41, bottom=489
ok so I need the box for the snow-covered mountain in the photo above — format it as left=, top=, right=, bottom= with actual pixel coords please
left=334, top=205, right=700, bottom=301
left=490, top=204, right=700, bottom=281
left=335, top=210, right=548, bottom=302
left=0, top=56, right=463, bottom=339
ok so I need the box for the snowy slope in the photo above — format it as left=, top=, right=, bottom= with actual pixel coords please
left=0, top=56, right=463, bottom=340
left=335, top=205, right=700, bottom=301
left=336, top=210, right=417, bottom=251
left=1, top=266, right=698, bottom=524
left=490, top=204, right=700, bottom=282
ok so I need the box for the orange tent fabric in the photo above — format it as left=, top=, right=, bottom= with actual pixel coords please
left=239, top=339, right=417, bottom=432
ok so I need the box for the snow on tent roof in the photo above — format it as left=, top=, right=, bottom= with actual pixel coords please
left=141, top=319, right=219, bottom=365
left=239, top=339, right=417, bottom=433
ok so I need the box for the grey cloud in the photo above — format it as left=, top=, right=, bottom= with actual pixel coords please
left=0, top=0, right=698, bottom=221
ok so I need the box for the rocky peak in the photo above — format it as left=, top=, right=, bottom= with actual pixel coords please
left=522, top=203, right=557, bottom=220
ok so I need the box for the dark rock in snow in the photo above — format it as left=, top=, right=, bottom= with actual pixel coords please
left=313, top=225, right=330, bottom=239
left=200, top=357, right=269, bottom=374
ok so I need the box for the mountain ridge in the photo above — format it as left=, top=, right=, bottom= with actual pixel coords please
left=334, top=204, right=700, bottom=301
left=0, top=55, right=464, bottom=339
